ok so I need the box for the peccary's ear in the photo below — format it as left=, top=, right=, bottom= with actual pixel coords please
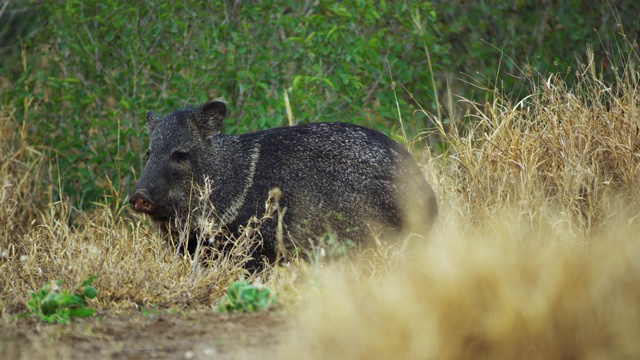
left=195, top=100, right=226, bottom=136
left=146, top=111, right=161, bottom=133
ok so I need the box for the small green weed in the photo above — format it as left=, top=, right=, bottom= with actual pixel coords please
left=140, top=304, right=160, bottom=317
left=217, top=280, right=278, bottom=313
left=19, top=275, right=98, bottom=324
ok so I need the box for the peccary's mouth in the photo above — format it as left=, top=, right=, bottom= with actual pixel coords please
left=149, top=214, right=172, bottom=222
left=148, top=209, right=176, bottom=222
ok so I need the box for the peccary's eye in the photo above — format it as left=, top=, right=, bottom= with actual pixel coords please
left=171, top=149, right=190, bottom=163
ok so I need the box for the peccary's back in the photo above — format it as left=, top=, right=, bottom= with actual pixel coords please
left=213, top=122, right=437, bottom=249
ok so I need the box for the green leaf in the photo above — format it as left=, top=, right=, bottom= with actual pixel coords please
left=293, top=75, right=304, bottom=89
left=83, top=286, right=98, bottom=299
left=63, top=77, right=81, bottom=84
left=80, top=275, right=97, bottom=287
left=120, top=99, right=131, bottom=110
left=68, top=308, right=95, bottom=318
left=322, top=78, right=335, bottom=89
left=326, top=25, right=338, bottom=39
left=41, top=300, right=59, bottom=316
left=304, top=31, right=316, bottom=44
left=69, top=294, right=86, bottom=307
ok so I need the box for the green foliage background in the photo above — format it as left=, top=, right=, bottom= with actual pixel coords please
left=1, top=0, right=637, bottom=208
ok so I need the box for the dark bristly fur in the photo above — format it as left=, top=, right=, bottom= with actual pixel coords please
left=129, top=100, right=438, bottom=265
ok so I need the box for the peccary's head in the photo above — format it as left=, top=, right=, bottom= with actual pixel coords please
left=129, top=101, right=226, bottom=224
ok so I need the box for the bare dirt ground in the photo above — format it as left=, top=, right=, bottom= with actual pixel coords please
left=0, top=310, right=289, bottom=359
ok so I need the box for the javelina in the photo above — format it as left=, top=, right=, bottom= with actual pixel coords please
left=129, top=100, right=437, bottom=265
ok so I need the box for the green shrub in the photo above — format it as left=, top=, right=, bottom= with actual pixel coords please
left=435, top=0, right=640, bottom=90
left=19, top=275, right=98, bottom=325
left=217, top=280, right=278, bottom=313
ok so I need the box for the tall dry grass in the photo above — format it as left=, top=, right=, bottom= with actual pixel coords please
left=0, top=97, right=43, bottom=243
left=434, top=48, right=640, bottom=232
left=280, top=52, right=640, bottom=358
left=1, top=96, right=48, bottom=315
left=282, top=212, right=640, bottom=359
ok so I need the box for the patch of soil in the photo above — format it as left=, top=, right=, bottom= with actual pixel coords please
left=0, top=310, right=289, bottom=359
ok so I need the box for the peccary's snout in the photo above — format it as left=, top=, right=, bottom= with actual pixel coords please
left=129, top=189, right=154, bottom=214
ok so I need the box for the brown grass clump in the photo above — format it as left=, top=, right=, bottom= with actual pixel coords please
left=1, top=97, right=47, bottom=315
left=281, top=208, right=640, bottom=359
left=431, top=50, right=640, bottom=233
left=0, top=98, right=43, bottom=243
left=0, top=196, right=270, bottom=315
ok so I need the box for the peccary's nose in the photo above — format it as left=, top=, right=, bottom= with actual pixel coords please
left=129, top=190, right=154, bottom=214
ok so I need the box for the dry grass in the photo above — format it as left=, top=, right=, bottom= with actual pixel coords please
left=282, top=209, right=640, bottom=359
left=0, top=189, right=266, bottom=316
left=433, top=51, right=640, bottom=232
left=0, top=98, right=44, bottom=244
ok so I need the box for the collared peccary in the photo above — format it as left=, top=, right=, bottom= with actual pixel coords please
left=129, top=100, right=437, bottom=265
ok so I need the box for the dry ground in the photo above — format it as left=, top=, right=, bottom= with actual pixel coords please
left=1, top=310, right=289, bottom=359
